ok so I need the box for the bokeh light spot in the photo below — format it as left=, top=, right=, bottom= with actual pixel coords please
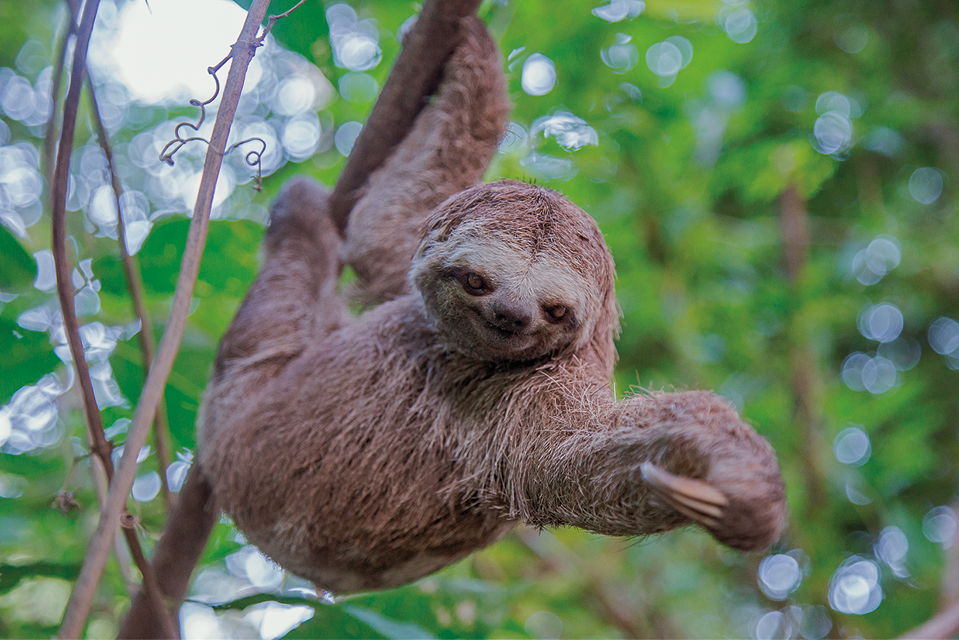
left=592, top=0, right=645, bottom=22
left=835, top=24, right=869, bottom=53
left=602, top=35, right=639, bottom=74
left=851, top=235, right=900, bottom=284
left=857, top=302, right=903, bottom=343
left=646, top=41, right=683, bottom=77
left=833, top=426, right=871, bottom=465
left=724, top=8, right=757, bottom=43
left=923, top=506, right=957, bottom=548
left=908, top=167, right=943, bottom=204
left=928, top=317, right=959, bottom=356
left=827, top=557, right=882, bottom=615
left=334, top=121, right=363, bottom=156
left=132, top=471, right=162, bottom=502
left=522, top=54, right=557, bottom=96
left=525, top=611, right=562, bottom=640
left=758, top=554, right=801, bottom=600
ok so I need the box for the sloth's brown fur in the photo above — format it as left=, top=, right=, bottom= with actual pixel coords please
left=199, top=18, right=786, bottom=593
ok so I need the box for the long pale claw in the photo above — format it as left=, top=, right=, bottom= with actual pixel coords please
left=641, top=462, right=729, bottom=529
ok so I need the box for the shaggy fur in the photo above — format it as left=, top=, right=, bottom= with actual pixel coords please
left=199, top=18, right=787, bottom=594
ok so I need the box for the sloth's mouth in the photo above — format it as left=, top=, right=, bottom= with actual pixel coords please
left=473, top=308, right=525, bottom=341
left=487, top=322, right=519, bottom=339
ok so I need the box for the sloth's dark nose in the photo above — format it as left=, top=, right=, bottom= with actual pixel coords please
left=490, top=305, right=531, bottom=333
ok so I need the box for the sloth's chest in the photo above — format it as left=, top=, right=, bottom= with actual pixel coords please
left=205, top=343, right=528, bottom=593
left=234, top=431, right=516, bottom=593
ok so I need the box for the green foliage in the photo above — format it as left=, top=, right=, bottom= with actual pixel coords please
left=0, top=225, right=36, bottom=289
left=1, top=0, right=959, bottom=637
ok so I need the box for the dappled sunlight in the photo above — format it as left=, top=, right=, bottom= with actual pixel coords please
left=827, top=557, right=882, bottom=616
left=0, top=0, right=957, bottom=637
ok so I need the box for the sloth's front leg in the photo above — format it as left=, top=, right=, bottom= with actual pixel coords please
left=510, top=390, right=787, bottom=552
left=213, top=177, right=346, bottom=380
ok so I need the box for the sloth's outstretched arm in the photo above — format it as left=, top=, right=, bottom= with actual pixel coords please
left=344, top=16, right=509, bottom=304
left=507, top=388, right=786, bottom=551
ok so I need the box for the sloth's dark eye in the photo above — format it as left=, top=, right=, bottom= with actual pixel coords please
left=545, top=305, right=568, bottom=322
left=461, top=272, right=489, bottom=295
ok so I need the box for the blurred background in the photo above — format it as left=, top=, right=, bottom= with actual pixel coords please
left=0, top=0, right=958, bottom=637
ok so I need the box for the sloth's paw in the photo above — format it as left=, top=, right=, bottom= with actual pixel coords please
left=641, top=462, right=727, bottom=529
left=641, top=461, right=786, bottom=552
left=267, top=176, right=332, bottom=245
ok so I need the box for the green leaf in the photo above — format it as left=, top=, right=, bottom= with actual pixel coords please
left=0, top=317, right=59, bottom=402
left=0, top=562, right=81, bottom=594
left=343, top=605, right=437, bottom=640
left=0, top=225, right=35, bottom=290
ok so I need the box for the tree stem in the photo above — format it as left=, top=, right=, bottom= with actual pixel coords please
left=86, top=76, right=174, bottom=510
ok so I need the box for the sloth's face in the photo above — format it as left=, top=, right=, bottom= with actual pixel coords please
left=410, top=182, right=615, bottom=363
left=412, top=235, right=591, bottom=361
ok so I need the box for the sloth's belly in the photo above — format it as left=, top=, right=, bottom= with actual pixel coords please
left=242, top=505, right=515, bottom=593
left=200, top=326, right=517, bottom=593
left=203, top=408, right=515, bottom=592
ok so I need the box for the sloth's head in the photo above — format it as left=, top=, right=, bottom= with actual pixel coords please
left=410, top=181, right=618, bottom=363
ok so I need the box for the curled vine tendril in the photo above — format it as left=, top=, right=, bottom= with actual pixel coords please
left=228, top=137, right=267, bottom=190
left=158, top=50, right=266, bottom=188
left=158, top=53, right=226, bottom=166
left=158, top=1, right=311, bottom=191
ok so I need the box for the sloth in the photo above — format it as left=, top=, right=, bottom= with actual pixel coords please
left=198, top=18, right=787, bottom=594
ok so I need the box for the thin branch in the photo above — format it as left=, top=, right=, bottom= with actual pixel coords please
left=899, top=600, right=959, bottom=639
left=778, top=186, right=844, bottom=637
left=43, top=0, right=80, bottom=187
left=90, top=456, right=134, bottom=594
left=86, top=76, right=173, bottom=510
left=943, top=500, right=959, bottom=609
left=50, top=8, right=109, bottom=484
left=121, top=524, right=179, bottom=638
left=328, top=0, right=483, bottom=233
left=117, top=465, right=218, bottom=639
left=779, top=185, right=825, bottom=505
left=258, top=0, right=308, bottom=42
left=58, top=1, right=273, bottom=637
left=48, top=0, right=179, bottom=635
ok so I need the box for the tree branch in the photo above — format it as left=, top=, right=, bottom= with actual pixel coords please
left=899, top=600, right=959, bottom=639
left=117, top=465, right=218, bottom=638
left=49, top=0, right=175, bottom=637
left=86, top=76, right=173, bottom=510
left=49, top=2, right=108, bottom=495
left=259, top=0, right=308, bottom=42
left=90, top=456, right=134, bottom=594
left=57, top=1, right=273, bottom=637
left=779, top=185, right=825, bottom=505
left=43, top=0, right=79, bottom=188
left=328, top=0, right=482, bottom=233
left=778, top=186, right=842, bottom=635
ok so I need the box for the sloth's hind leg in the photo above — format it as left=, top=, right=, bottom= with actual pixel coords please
left=212, top=177, right=346, bottom=384
left=344, top=16, right=510, bottom=305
